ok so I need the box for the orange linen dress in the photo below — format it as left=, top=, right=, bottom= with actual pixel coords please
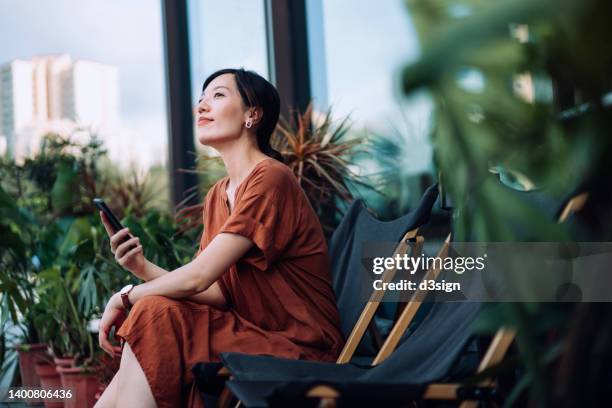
left=116, top=158, right=344, bottom=408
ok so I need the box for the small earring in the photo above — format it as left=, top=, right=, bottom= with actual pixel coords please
left=245, top=120, right=253, bottom=129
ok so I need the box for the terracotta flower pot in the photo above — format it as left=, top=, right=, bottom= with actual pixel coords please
left=16, top=343, right=49, bottom=387
left=56, top=365, right=101, bottom=408
left=53, top=356, right=76, bottom=368
left=34, top=362, right=64, bottom=408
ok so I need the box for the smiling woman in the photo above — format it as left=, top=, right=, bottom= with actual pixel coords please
left=94, top=69, right=344, bottom=408
left=195, top=69, right=283, bottom=164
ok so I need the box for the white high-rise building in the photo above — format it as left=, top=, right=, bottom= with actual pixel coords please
left=0, top=54, right=119, bottom=163
left=64, top=59, right=120, bottom=133
left=0, top=59, right=35, bottom=157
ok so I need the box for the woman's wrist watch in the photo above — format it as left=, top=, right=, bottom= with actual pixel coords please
left=120, top=284, right=135, bottom=310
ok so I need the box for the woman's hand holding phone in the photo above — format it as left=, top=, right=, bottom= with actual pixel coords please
left=99, top=211, right=145, bottom=277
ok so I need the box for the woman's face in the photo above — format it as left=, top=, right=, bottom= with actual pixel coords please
left=196, top=73, right=249, bottom=146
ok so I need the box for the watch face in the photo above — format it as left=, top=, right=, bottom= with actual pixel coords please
left=120, top=284, right=133, bottom=295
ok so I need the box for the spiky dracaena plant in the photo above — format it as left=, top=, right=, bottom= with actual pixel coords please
left=272, top=104, right=374, bottom=234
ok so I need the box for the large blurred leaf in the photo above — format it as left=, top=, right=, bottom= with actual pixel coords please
left=0, top=225, right=26, bottom=262
left=50, top=161, right=78, bottom=213
left=58, top=218, right=91, bottom=258
left=403, top=0, right=556, bottom=91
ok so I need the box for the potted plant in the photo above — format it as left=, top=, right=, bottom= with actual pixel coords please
left=1, top=132, right=197, bottom=405
left=36, top=264, right=101, bottom=408
left=14, top=344, right=47, bottom=388
left=0, top=183, right=47, bottom=388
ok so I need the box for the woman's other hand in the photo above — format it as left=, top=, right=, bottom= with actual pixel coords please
left=99, top=211, right=145, bottom=276
left=98, top=293, right=126, bottom=357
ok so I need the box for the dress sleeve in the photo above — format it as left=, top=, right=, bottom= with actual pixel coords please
left=218, top=175, right=296, bottom=271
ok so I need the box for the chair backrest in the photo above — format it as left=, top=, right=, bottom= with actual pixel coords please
left=329, top=184, right=439, bottom=354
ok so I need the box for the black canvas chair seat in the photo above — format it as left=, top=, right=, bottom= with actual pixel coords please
left=227, top=381, right=431, bottom=408
left=228, top=379, right=498, bottom=408
left=222, top=301, right=481, bottom=407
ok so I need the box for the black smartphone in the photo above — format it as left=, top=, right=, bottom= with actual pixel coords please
left=93, top=198, right=125, bottom=233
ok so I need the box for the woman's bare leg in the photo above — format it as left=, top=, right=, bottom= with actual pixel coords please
left=93, top=371, right=120, bottom=408
left=115, top=342, right=157, bottom=408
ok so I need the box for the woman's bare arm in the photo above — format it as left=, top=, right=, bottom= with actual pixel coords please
left=124, top=232, right=253, bottom=307
left=137, top=259, right=227, bottom=308
left=136, top=259, right=167, bottom=281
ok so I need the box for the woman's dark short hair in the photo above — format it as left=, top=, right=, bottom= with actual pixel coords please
left=202, top=68, right=283, bottom=163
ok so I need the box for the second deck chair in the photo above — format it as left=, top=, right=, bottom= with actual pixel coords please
left=192, top=184, right=440, bottom=403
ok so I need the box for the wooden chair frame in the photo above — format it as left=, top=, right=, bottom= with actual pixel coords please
left=337, top=227, right=423, bottom=364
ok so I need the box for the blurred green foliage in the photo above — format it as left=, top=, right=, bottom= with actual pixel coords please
left=402, top=0, right=612, bottom=405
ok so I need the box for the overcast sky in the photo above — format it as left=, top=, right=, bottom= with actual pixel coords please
left=1, top=0, right=166, bottom=118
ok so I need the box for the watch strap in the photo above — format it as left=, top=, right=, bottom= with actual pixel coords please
left=120, top=285, right=134, bottom=310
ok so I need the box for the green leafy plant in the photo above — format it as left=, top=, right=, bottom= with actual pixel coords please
left=36, top=267, right=96, bottom=365
left=1, top=131, right=198, bottom=380
left=22, top=131, right=109, bottom=217
left=104, top=165, right=166, bottom=219
left=0, top=184, right=40, bottom=342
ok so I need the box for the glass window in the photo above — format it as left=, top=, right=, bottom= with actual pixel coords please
left=315, top=0, right=435, bottom=214
left=187, top=0, right=269, bottom=151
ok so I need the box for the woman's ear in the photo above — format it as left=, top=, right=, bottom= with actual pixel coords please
left=248, top=107, right=264, bottom=126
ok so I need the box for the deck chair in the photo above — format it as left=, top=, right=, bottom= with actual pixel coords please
left=219, top=192, right=589, bottom=407
left=193, top=184, right=440, bottom=404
